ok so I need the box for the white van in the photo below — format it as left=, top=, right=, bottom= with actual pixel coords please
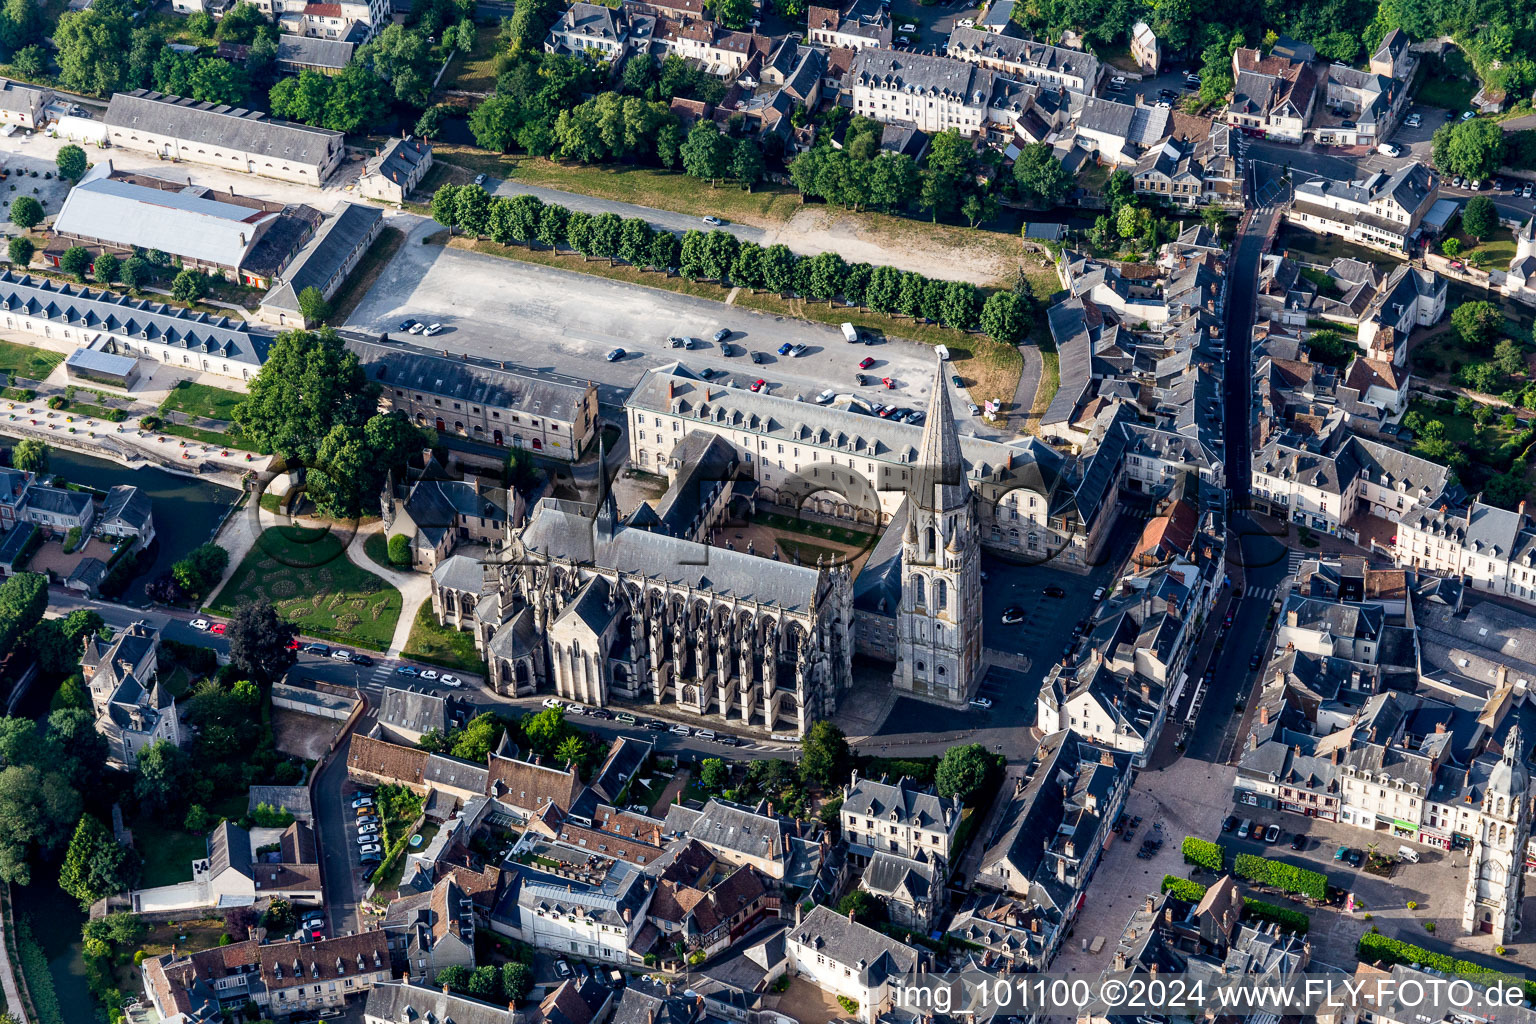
left=1376, top=142, right=1403, bottom=158
left=841, top=322, right=859, bottom=343
left=935, top=344, right=950, bottom=361
left=1397, top=845, right=1420, bottom=863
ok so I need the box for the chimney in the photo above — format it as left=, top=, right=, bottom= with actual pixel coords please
left=1258, top=705, right=1269, bottom=726
left=1435, top=721, right=1446, bottom=734
left=848, top=908, right=855, bottom=922
left=1521, top=499, right=1529, bottom=524
left=1114, top=951, right=1127, bottom=971
left=1144, top=896, right=1154, bottom=913
left=1150, top=963, right=1160, bottom=977
left=1331, top=747, right=1340, bottom=764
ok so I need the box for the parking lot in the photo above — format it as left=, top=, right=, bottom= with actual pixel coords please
left=349, top=219, right=977, bottom=425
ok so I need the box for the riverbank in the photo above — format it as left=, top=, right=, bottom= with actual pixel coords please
left=1, top=409, right=263, bottom=491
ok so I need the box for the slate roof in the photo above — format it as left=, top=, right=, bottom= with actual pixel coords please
left=790, top=905, right=921, bottom=984
left=946, top=27, right=1099, bottom=86
left=842, top=773, right=959, bottom=831
left=106, top=90, right=342, bottom=166
left=352, top=337, right=593, bottom=424
left=262, top=202, right=381, bottom=313
left=379, top=685, right=467, bottom=737
left=275, top=33, right=355, bottom=71
left=364, top=136, right=430, bottom=187
left=24, top=484, right=91, bottom=518
left=0, top=271, right=267, bottom=365
left=364, top=982, right=518, bottom=1024
left=0, top=77, right=47, bottom=116
left=99, top=484, right=152, bottom=533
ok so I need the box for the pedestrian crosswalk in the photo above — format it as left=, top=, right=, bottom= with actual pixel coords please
left=1245, top=584, right=1277, bottom=604
left=364, top=662, right=394, bottom=690
left=1286, top=549, right=1307, bottom=573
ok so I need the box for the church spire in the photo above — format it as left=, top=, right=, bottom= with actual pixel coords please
left=912, top=358, right=968, bottom=513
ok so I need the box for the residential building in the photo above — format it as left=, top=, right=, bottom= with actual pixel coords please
left=644, top=839, right=775, bottom=957
left=363, top=983, right=519, bottom=1024
left=351, top=338, right=599, bottom=461
left=848, top=48, right=1037, bottom=138
left=1394, top=499, right=1536, bottom=603
left=142, top=930, right=391, bottom=1021
left=0, top=78, right=52, bottom=129
left=258, top=202, right=382, bottom=326
left=104, top=90, right=346, bottom=186
left=1313, top=63, right=1406, bottom=147
left=947, top=891, right=1060, bottom=972
left=203, top=819, right=323, bottom=906
left=1073, top=96, right=1171, bottom=166
left=82, top=621, right=182, bottom=768
left=840, top=771, right=961, bottom=865
left=807, top=0, right=891, bottom=50
left=1132, top=118, right=1243, bottom=207
left=1129, top=21, right=1159, bottom=74
left=22, top=483, right=94, bottom=532
left=274, top=33, right=356, bottom=75
left=256, top=0, right=392, bottom=40
left=545, top=2, right=634, bottom=57
left=501, top=856, right=654, bottom=961
left=376, top=685, right=471, bottom=745
left=1222, top=47, right=1318, bottom=142
left=346, top=732, right=491, bottom=803
left=859, top=850, right=940, bottom=929
left=358, top=136, right=433, bottom=205
left=49, top=161, right=317, bottom=288
left=97, top=485, right=156, bottom=548
left=1286, top=162, right=1439, bottom=253
left=485, top=751, right=584, bottom=821
left=388, top=474, right=517, bottom=571
left=0, top=271, right=271, bottom=382
left=662, top=798, right=825, bottom=882
left=946, top=28, right=1101, bottom=94
left=382, top=876, right=477, bottom=981
left=784, top=905, right=925, bottom=1024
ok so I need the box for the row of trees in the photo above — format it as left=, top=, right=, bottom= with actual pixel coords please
left=430, top=184, right=1034, bottom=342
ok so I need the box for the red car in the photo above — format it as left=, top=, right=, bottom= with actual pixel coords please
left=750, top=379, right=766, bottom=392
left=210, top=623, right=227, bottom=635
left=881, top=377, right=896, bottom=389
left=287, top=638, right=301, bottom=650
left=858, top=356, right=875, bottom=369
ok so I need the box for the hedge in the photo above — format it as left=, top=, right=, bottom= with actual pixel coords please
left=1242, top=898, right=1310, bottom=934
left=1357, top=933, right=1536, bottom=1001
left=1233, top=852, right=1327, bottom=899
left=1162, top=876, right=1208, bottom=901
left=1182, top=836, right=1224, bottom=870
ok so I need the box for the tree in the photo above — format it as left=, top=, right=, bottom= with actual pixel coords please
left=1303, top=329, right=1356, bottom=369
left=435, top=965, right=472, bottom=993
left=54, top=5, right=132, bottom=95
left=1432, top=118, right=1506, bottom=181
left=120, top=256, right=149, bottom=292
left=1441, top=237, right=1463, bottom=257
left=620, top=217, right=654, bottom=267
left=171, top=268, right=207, bottom=304
left=836, top=888, right=886, bottom=925
left=538, top=203, right=570, bottom=250
left=134, top=740, right=192, bottom=817
left=935, top=743, right=992, bottom=800
left=0, top=573, right=46, bottom=660
left=522, top=707, right=569, bottom=757
left=357, top=23, right=433, bottom=105
left=449, top=713, right=505, bottom=762
left=430, top=183, right=463, bottom=233
left=700, top=758, right=729, bottom=791
left=262, top=898, right=298, bottom=936
left=648, top=231, right=680, bottom=273
left=12, top=438, right=46, bottom=474
left=297, top=286, right=330, bottom=327
left=1012, top=143, right=1072, bottom=207
left=93, top=252, right=120, bottom=285
left=0, top=764, right=82, bottom=884
left=5, top=236, right=31, bottom=268
left=387, top=533, right=412, bottom=565
left=226, top=600, right=296, bottom=684
left=215, top=1, right=267, bottom=43
left=25, top=608, right=101, bottom=676
left=58, top=246, right=90, bottom=281
left=1115, top=203, right=1139, bottom=242
left=799, top=720, right=850, bottom=787
left=731, top=138, right=766, bottom=191
left=1452, top=300, right=1505, bottom=352
left=8, top=195, right=41, bottom=231
left=760, top=244, right=795, bottom=294
left=980, top=291, right=1029, bottom=343
left=308, top=423, right=370, bottom=518
left=502, top=961, right=533, bottom=1002
left=1200, top=204, right=1226, bottom=233
left=1461, top=195, right=1497, bottom=240
left=455, top=184, right=491, bottom=238
left=235, top=327, right=378, bottom=462
left=555, top=734, right=586, bottom=769
left=680, top=120, right=730, bottom=185
left=171, top=542, right=228, bottom=598
left=56, top=145, right=87, bottom=183
left=59, top=815, right=139, bottom=908
left=939, top=280, right=979, bottom=330
left=0, top=0, right=39, bottom=52
left=1494, top=338, right=1527, bottom=377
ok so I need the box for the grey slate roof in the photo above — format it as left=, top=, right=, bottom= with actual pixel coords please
left=1076, top=96, right=1169, bottom=145
left=24, top=485, right=91, bottom=518
left=379, top=685, right=467, bottom=737
left=0, top=77, right=46, bottom=116
left=431, top=553, right=489, bottom=593
left=275, top=33, right=355, bottom=71
left=105, top=90, right=342, bottom=166
left=209, top=820, right=252, bottom=881
left=790, top=905, right=921, bottom=984
left=842, top=773, right=959, bottom=830
left=364, top=982, right=517, bottom=1024
left=364, top=136, right=430, bottom=186
left=0, top=271, right=268, bottom=365
left=352, top=337, right=593, bottom=424
left=99, top=484, right=152, bottom=533
left=262, top=202, right=381, bottom=313
left=946, top=27, right=1099, bottom=85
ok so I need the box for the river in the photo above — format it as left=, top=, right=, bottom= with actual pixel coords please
left=11, top=871, right=92, bottom=1024
left=1, top=436, right=239, bottom=603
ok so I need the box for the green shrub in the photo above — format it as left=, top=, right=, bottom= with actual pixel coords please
left=47, top=395, right=67, bottom=410
left=1242, top=898, right=1310, bottom=934
left=1406, top=900, right=1417, bottom=910
left=1424, top=921, right=1435, bottom=932
left=387, top=532, right=412, bottom=565
left=62, top=526, right=82, bottom=553
left=1233, top=852, right=1326, bottom=898
left=1160, top=875, right=1208, bottom=901
left=836, top=997, right=859, bottom=1015
left=1356, top=934, right=1536, bottom=1001
left=1181, top=836, right=1224, bottom=870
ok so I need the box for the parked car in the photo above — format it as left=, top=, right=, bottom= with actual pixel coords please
left=969, top=697, right=993, bottom=709
left=1221, top=814, right=1237, bottom=833
left=750, top=379, right=766, bottom=392
left=555, top=960, right=574, bottom=979
left=359, top=842, right=382, bottom=855
left=1452, top=176, right=1464, bottom=188
left=750, top=350, right=766, bottom=363
left=408, top=322, right=427, bottom=334
left=395, top=665, right=419, bottom=676
left=968, top=403, right=981, bottom=416
left=713, top=328, right=731, bottom=343
left=1250, top=650, right=1264, bottom=669
left=190, top=618, right=210, bottom=630
left=1334, top=845, right=1349, bottom=861
left=880, top=377, right=895, bottom=389
left=589, top=709, right=614, bottom=720
left=1461, top=110, right=1475, bottom=120
left=605, top=348, right=625, bottom=362
left=350, top=796, right=374, bottom=810
left=617, top=712, right=637, bottom=724
left=210, top=623, right=227, bottom=635
left=898, top=21, right=916, bottom=31
left=1346, top=848, right=1364, bottom=867
left=1525, top=182, right=1534, bottom=198
left=1092, top=586, right=1105, bottom=601
left=542, top=697, right=564, bottom=708
left=1264, top=824, right=1280, bottom=843
left=1248, top=821, right=1266, bottom=840
left=858, top=356, right=875, bottom=370
left=473, top=173, right=485, bottom=186
left=356, top=814, right=379, bottom=825
left=1290, top=833, right=1308, bottom=851
left=696, top=729, right=717, bottom=742
left=330, top=648, right=352, bottom=661
left=816, top=389, right=836, bottom=403
left=397, top=319, right=419, bottom=332
left=424, top=323, right=444, bottom=336
left=1043, top=585, right=1066, bottom=598
left=669, top=723, right=691, bottom=736
left=439, top=674, right=462, bottom=687
left=702, top=215, right=723, bottom=226
left=357, top=824, right=380, bottom=837
left=790, top=343, right=807, bottom=357
left=350, top=653, right=373, bottom=665
left=1001, top=606, right=1025, bottom=624
left=420, top=669, right=440, bottom=680
left=777, top=342, right=793, bottom=356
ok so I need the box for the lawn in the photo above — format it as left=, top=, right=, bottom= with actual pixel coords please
left=402, top=599, right=487, bottom=674
left=1406, top=399, right=1529, bottom=477
left=159, top=380, right=245, bottom=421
left=363, top=531, right=399, bottom=572
left=328, top=226, right=407, bottom=323
left=436, top=150, right=804, bottom=227
left=372, top=820, right=438, bottom=894
left=1026, top=350, right=1061, bottom=435
left=441, top=23, right=502, bottom=93
left=209, top=526, right=403, bottom=651
left=0, top=338, right=62, bottom=382
left=1298, top=266, right=1339, bottom=293
left=449, top=236, right=1025, bottom=409
left=752, top=511, right=879, bottom=546
left=132, top=817, right=210, bottom=888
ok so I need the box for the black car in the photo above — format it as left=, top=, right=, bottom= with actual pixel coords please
left=350, top=653, right=373, bottom=666
left=716, top=734, right=741, bottom=747
left=751, top=351, right=766, bottom=364
left=1043, top=585, right=1067, bottom=598
left=1001, top=606, right=1025, bottom=624
left=589, top=708, right=614, bottom=720
left=713, top=328, right=732, bottom=343
left=1290, top=833, right=1308, bottom=851
left=641, top=720, right=666, bottom=731
left=397, top=318, right=418, bottom=332
left=1221, top=814, right=1238, bottom=833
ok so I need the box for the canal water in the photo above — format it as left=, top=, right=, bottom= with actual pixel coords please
left=11, top=869, right=93, bottom=1024
left=1, top=436, right=239, bottom=603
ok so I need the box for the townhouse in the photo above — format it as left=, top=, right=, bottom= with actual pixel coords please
left=358, top=136, right=433, bottom=205
left=1132, top=118, right=1242, bottom=208
left=1222, top=47, right=1317, bottom=142
left=847, top=47, right=1036, bottom=138
left=785, top=906, right=926, bottom=1024
left=945, top=28, right=1100, bottom=94
left=1394, top=499, right=1536, bottom=604
left=839, top=771, right=961, bottom=867
left=807, top=0, right=890, bottom=50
